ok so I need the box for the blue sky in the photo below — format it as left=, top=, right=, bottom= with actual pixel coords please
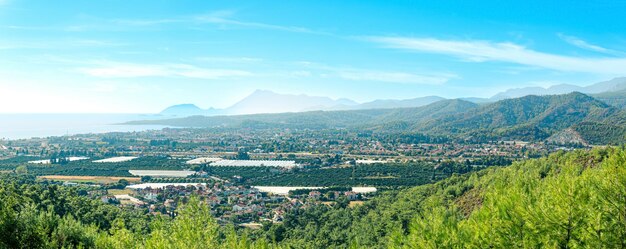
left=1, top=0, right=626, bottom=113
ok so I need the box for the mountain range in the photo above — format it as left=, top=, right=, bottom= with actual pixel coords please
left=160, top=77, right=626, bottom=117
left=132, top=92, right=626, bottom=145
left=159, top=90, right=449, bottom=117
left=490, top=77, right=626, bottom=100
left=160, top=90, right=357, bottom=117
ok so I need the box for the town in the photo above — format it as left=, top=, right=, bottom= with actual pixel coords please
left=0, top=126, right=585, bottom=227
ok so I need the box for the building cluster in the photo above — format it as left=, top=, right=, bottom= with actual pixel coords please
left=98, top=181, right=370, bottom=225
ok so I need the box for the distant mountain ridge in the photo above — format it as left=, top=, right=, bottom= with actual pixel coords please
left=160, top=77, right=626, bottom=117
left=138, top=92, right=626, bottom=145
left=418, top=92, right=622, bottom=141
left=159, top=90, right=444, bottom=117
left=353, top=96, right=445, bottom=110
left=160, top=104, right=216, bottom=116
left=159, top=90, right=358, bottom=117
left=227, top=90, right=358, bottom=114
left=490, top=77, right=626, bottom=100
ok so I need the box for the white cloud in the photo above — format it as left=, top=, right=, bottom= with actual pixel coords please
left=79, top=64, right=166, bottom=78
left=337, top=70, right=453, bottom=85
left=195, top=57, right=263, bottom=63
left=0, top=39, right=126, bottom=50
left=367, top=36, right=626, bottom=75
left=295, top=61, right=455, bottom=85
left=113, top=10, right=327, bottom=35
left=288, top=71, right=312, bottom=77
left=112, top=18, right=180, bottom=26
left=557, top=33, right=623, bottom=55
left=0, top=82, right=120, bottom=113
left=194, top=11, right=325, bottom=34
left=78, top=61, right=252, bottom=79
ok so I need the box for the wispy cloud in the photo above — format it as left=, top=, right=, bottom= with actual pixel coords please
left=366, top=36, right=626, bottom=75
left=195, top=56, right=263, bottom=63
left=557, top=33, right=623, bottom=55
left=295, top=61, right=455, bottom=85
left=112, top=18, right=181, bottom=26
left=112, top=10, right=328, bottom=35
left=78, top=61, right=252, bottom=79
left=0, top=39, right=127, bottom=50
left=337, top=70, right=453, bottom=85
left=194, top=11, right=327, bottom=34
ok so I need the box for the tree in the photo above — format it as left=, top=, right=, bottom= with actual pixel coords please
left=237, top=150, right=250, bottom=160
left=141, top=176, right=152, bottom=182
left=15, top=165, right=27, bottom=174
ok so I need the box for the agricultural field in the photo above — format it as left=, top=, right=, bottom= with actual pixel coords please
left=248, top=163, right=454, bottom=187
left=93, top=156, right=138, bottom=163
left=253, top=186, right=323, bottom=195
left=210, top=160, right=299, bottom=168
left=185, top=157, right=223, bottom=164
left=28, top=156, right=89, bottom=164
left=107, top=188, right=134, bottom=195
left=126, top=182, right=207, bottom=189
left=37, top=175, right=141, bottom=184
left=128, top=170, right=196, bottom=177
left=15, top=156, right=190, bottom=176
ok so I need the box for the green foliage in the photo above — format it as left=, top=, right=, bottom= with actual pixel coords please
left=15, top=165, right=28, bottom=174
left=250, top=163, right=450, bottom=187
left=3, top=148, right=626, bottom=248
left=593, top=89, right=626, bottom=109
left=7, top=156, right=189, bottom=177
left=392, top=147, right=626, bottom=248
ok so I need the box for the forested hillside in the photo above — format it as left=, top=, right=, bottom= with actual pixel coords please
left=389, top=146, right=626, bottom=248
left=129, top=92, right=626, bottom=144
left=129, top=99, right=478, bottom=130
left=2, top=147, right=626, bottom=248
left=594, top=89, right=626, bottom=109
left=419, top=92, right=624, bottom=142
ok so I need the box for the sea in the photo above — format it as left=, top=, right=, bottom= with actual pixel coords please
left=0, top=114, right=171, bottom=140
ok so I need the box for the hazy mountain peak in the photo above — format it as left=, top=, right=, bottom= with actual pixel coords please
left=356, top=95, right=446, bottom=110
left=159, top=77, right=626, bottom=117
left=490, top=85, right=582, bottom=100
left=160, top=104, right=204, bottom=116
left=227, top=90, right=358, bottom=114
left=251, top=89, right=278, bottom=95
left=584, top=77, right=626, bottom=93
left=491, top=77, right=626, bottom=101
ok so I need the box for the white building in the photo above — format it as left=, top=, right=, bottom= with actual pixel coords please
left=210, top=160, right=299, bottom=169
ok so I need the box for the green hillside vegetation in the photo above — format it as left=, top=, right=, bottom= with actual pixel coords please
left=420, top=92, right=624, bottom=142
left=389, top=146, right=626, bottom=248
left=2, top=147, right=626, bottom=248
left=130, top=92, right=626, bottom=145
left=594, top=89, right=626, bottom=109
left=364, top=99, right=479, bottom=131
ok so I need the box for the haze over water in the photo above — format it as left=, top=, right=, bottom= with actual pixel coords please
left=0, top=114, right=168, bottom=140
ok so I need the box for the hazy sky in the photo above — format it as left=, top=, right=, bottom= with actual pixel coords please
left=1, top=0, right=626, bottom=113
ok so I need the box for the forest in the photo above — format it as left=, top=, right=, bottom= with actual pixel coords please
left=2, top=147, right=626, bottom=248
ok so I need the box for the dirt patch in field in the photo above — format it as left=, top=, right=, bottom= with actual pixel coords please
left=108, top=189, right=134, bottom=195
left=38, top=175, right=141, bottom=184
left=455, top=187, right=483, bottom=217
left=349, top=201, right=365, bottom=207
